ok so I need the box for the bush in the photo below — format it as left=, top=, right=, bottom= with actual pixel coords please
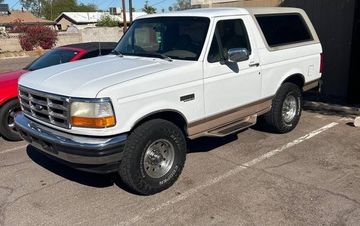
left=96, top=15, right=119, bottom=27
left=10, top=20, right=57, bottom=51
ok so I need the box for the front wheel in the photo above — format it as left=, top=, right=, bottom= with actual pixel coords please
left=119, top=119, right=186, bottom=195
left=264, top=83, right=302, bottom=133
left=0, top=99, right=22, bottom=141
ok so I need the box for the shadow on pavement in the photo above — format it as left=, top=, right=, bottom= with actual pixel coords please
left=26, top=146, right=120, bottom=188
left=24, top=122, right=275, bottom=193
left=187, top=118, right=279, bottom=153
left=303, top=91, right=360, bottom=118
left=187, top=134, right=238, bottom=153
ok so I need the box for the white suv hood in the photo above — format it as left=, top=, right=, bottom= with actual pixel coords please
left=19, top=55, right=179, bottom=98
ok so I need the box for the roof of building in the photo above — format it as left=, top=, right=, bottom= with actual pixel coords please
left=138, top=7, right=304, bottom=19
left=56, top=12, right=115, bottom=24
left=0, top=11, right=55, bottom=25
left=55, top=12, right=147, bottom=24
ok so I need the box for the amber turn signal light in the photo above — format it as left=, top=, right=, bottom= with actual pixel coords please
left=71, top=116, right=116, bottom=128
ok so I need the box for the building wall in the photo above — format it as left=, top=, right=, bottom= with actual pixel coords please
left=281, top=0, right=356, bottom=98
left=57, top=17, right=72, bottom=31
left=0, top=36, right=21, bottom=52
left=80, top=27, right=122, bottom=43
left=347, top=0, right=360, bottom=102
left=55, top=32, right=82, bottom=47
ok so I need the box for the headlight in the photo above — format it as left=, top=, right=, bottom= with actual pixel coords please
left=70, top=99, right=116, bottom=128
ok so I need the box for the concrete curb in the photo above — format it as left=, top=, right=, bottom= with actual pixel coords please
left=303, top=100, right=360, bottom=117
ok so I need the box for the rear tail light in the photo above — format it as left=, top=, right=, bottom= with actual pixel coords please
left=320, top=53, right=324, bottom=74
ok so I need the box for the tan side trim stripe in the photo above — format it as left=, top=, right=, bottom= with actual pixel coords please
left=187, top=97, right=273, bottom=137
left=303, top=79, right=320, bottom=92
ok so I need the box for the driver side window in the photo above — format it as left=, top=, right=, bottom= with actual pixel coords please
left=208, top=19, right=251, bottom=63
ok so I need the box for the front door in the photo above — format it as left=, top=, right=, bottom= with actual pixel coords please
left=203, top=16, right=262, bottom=122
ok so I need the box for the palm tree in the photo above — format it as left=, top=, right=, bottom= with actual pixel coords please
left=142, top=1, right=156, bottom=14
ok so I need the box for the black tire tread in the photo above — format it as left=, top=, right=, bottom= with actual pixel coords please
left=119, top=119, right=186, bottom=195
left=0, top=99, right=21, bottom=141
left=264, top=82, right=302, bottom=133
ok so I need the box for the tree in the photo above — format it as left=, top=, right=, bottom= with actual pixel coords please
left=168, top=6, right=173, bottom=12
left=10, top=20, right=57, bottom=50
left=96, top=15, right=119, bottom=27
left=142, top=1, right=156, bottom=14
left=21, top=0, right=97, bottom=20
left=76, top=3, right=97, bottom=12
left=20, top=0, right=45, bottom=17
left=173, top=0, right=191, bottom=11
left=43, top=0, right=97, bottom=20
left=0, top=0, right=4, bottom=3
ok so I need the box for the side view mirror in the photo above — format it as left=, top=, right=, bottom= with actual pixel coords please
left=227, top=48, right=250, bottom=63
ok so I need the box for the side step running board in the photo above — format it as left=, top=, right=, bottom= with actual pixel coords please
left=206, top=115, right=257, bottom=137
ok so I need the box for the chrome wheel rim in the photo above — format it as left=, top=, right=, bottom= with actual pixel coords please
left=7, top=107, right=19, bottom=132
left=282, top=95, right=297, bottom=123
left=143, top=139, right=175, bottom=179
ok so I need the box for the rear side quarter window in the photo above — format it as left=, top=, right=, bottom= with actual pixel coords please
left=255, top=13, right=313, bottom=47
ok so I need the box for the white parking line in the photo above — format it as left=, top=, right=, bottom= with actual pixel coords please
left=0, top=145, right=28, bottom=154
left=119, top=122, right=339, bottom=226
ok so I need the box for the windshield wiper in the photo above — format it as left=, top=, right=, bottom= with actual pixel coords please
left=148, top=52, right=173, bottom=62
left=110, top=50, right=123, bottom=57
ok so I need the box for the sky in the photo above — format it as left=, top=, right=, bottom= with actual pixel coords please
left=3, top=0, right=177, bottom=12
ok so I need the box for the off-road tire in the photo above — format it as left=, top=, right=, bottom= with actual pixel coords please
left=264, top=82, right=302, bottom=133
left=0, top=99, right=22, bottom=141
left=119, top=119, right=186, bottom=195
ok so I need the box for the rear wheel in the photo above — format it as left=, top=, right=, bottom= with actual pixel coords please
left=0, top=99, right=22, bottom=141
left=264, top=83, right=302, bottom=133
left=119, top=119, right=186, bottom=195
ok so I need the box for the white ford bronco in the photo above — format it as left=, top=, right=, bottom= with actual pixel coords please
left=15, top=7, right=322, bottom=195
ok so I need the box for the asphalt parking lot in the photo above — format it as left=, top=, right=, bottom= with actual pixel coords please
left=0, top=57, right=37, bottom=73
left=1, top=58, right=360, bottom=226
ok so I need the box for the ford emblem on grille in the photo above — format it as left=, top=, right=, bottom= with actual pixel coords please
left=34, top=104, right=44, bottom=111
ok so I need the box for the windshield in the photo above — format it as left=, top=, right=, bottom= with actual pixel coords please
left=114, top=17, right=210, bottom=61
left=25, top=48, right=80, bottom=71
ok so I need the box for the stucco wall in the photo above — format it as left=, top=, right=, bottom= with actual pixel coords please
left=55, top=32, right=82, bottom=47
left=80, top=27, right=122, bottom=43
left=0, top=27, right=122, bottom=52
left=0, top=37, right=21, bottom=52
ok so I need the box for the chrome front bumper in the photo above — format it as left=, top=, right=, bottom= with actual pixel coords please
left=15, top=113, right=127, bottom=172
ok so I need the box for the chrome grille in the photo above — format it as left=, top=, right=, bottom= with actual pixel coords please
left=19, top=86, right=70, bottom=129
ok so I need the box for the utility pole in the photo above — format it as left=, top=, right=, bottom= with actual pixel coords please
left=129, top=0, right=133, bottom=24
left=121, top=0, right=127, bottom=32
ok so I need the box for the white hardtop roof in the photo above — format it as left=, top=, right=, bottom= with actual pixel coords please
left=138, top=7, right=305, bottom=20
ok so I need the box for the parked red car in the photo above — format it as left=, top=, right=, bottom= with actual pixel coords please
left=0, top=42, right=117, bottom=141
